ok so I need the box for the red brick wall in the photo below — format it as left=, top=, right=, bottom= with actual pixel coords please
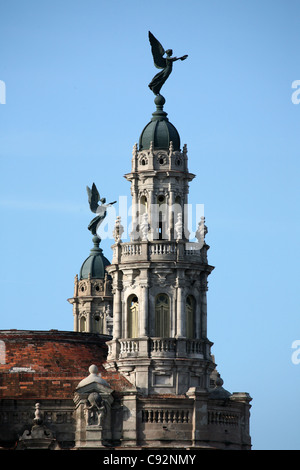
left=0, top=330, right=132, bottom=399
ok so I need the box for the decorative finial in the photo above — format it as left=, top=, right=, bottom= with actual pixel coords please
left=33, top=403, right=43, bottom=426
left=113, top=216, right=124, bottom=243
left=89, top=235, right=103, bottom=256
left=89, top=364, right=99, bottom=375
left=151, top=94, right=168, bottom=121
left=132, top=143, right=138, bottom=156
left=148, top=31, right=188, bottom=99
left=215, top=375, right=224, bottom=388
left=195, top=216, right=208, bottom=248
left=175, top=213, right=183, bottom=240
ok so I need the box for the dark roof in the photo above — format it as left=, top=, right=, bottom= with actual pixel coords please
left=139, top=95, right=180, bottom=151
left=80, top=236, right=111, bottom=280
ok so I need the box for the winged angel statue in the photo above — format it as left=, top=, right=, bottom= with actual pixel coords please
left=148, top=31, right=188, bottom=96
left=86, top=183, right=116, bottom=236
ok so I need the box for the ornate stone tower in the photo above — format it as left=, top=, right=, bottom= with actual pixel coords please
left=66, top=33, right=252, bottom=449
left=68, top=235, right=113, bottom=335
left=105, top=94, right=215, bottom=396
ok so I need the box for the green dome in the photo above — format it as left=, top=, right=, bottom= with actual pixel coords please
left=80, top=236, right=111, bottom=280
left=139, top=95, right=180, bottom=151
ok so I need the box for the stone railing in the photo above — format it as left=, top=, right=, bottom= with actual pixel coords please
left=141, top=408, right=190, bottom=424
left=207, top=410, right=239, bottom=426
left=186, top=339, right=204, bottom=356
left=148, top=242, right=176, bottom=256
left=149, top=338, right=177, bottom=355
left=121, top=243, right=142, bottom=257
left=119, top=339, right=139, bottom=355
left=113, top=337, right=207, bottom=359
left=113, top=240, right=206, bottom=264
left=141, top=406, right=241, bottom=427
left=184, top=243, right=201, bottom=256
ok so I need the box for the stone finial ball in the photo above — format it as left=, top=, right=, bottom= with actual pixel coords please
left=154, top=94, right=166, bottom=107
left=89, top=364, right=98, bottom=375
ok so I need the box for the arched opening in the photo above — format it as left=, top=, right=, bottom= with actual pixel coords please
left=127, top=295, right=139, bottom=338
left=140, top=195, right=148, bottom=215
left=186, top=295, right=196, bottom=339
left=80, top=316, right=86, bottom=332
left=174, top=196, right=182, bottom=219
left=157, top=195, right=167, bottom=240
left=155, top=294, right=170, bottom=337
left=94, top=315, right=104, bottom=334
left=173, top=195, right=182, bottom=239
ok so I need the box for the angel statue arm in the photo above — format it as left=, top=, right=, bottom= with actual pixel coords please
left=148, top=31, right=188, bottom=96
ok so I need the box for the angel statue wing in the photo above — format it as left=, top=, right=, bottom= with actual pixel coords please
left=148, top=31, right=167, bottom=69
left=86, top=183, right=100, bottom=214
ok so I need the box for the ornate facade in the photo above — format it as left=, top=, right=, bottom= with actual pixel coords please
left=0, top=95, right=252, bottom=451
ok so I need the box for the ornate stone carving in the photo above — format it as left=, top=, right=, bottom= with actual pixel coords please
left=85, top=392, right=107, bottom=427
left=175, top=213, right=183, bottom=240
left=113, top=216, right=124, bottom=243
left=140, top=213, right=149, bottom=241
left=195, top=216, right=208, bottom=249
left=17, top=403, right=58, bottom=450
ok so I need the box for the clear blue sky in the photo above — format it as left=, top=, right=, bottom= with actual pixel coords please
left=1, top=0, right=299, bottom=450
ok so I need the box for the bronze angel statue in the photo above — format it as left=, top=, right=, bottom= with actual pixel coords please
left=148, top=31, right=188, bottom=96
left=86, top=183, right=116, bottom=236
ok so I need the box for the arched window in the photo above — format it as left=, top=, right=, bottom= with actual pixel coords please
left=155, top=294, right=170, bottom=337
left=80, top=315, right=86, bottom=332
left=157, top=195, right=167, bottom=240
left=174, top=195, right=182, bottom=216
left=186, top=295, right=195, bottom=339
left=127, top=295, right=139, bottom=338
left=174, top=196, right=182, bottom=239
left=94, top=315, right=104, bottom=334
left=140, top=195, right=147, bottom=215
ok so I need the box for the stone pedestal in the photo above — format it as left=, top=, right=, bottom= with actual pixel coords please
left=73, top=365, right=114, bottom=448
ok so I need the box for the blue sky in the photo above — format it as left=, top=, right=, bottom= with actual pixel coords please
left=1, top=0, right=300, bottom=450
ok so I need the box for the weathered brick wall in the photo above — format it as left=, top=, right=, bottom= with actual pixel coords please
left=0, top=330, right=132, bottom=399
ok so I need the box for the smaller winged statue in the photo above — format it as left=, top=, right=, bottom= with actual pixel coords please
left=86, top=183, right=116, bottom=236
left=148, top=31, right=188, bottom=96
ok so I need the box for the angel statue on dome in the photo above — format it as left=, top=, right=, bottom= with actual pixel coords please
left=148, top=31, right=188, bottom=97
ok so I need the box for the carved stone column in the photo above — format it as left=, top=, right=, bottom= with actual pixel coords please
left=139, top=281, right=149, bottom=338
left=200, top=273, right=208, bottom=339
left=113, top=278, right=122, bottom=340
left=176, top=273, right=186, bottom=338
left=186, top=387, right=209, bottom=446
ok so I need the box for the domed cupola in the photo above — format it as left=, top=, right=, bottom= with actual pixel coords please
left=69, top=234, right=113, bottom=335
left=139, top=95, right=180, bottom=151
left=68, top=182, right=114, bottom=334
left=80, top=236, right=111, bottom=280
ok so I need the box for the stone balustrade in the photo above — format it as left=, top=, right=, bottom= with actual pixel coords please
left=141, top=408, right=190, bottom=424
left=119, top=339, right=139, bottom=356
left=121, top=244, right=142, bottom=256
left=207, top=410, right=239, bottom=426
left=113, top=240, right=205, bottom=264
left=186, top=339, right=204, bottom=356
left=150, top=338, right=177, bottom=354
left=148, top=242, right=176, bottom=256
left=110, top=337, right=207, bottom=360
